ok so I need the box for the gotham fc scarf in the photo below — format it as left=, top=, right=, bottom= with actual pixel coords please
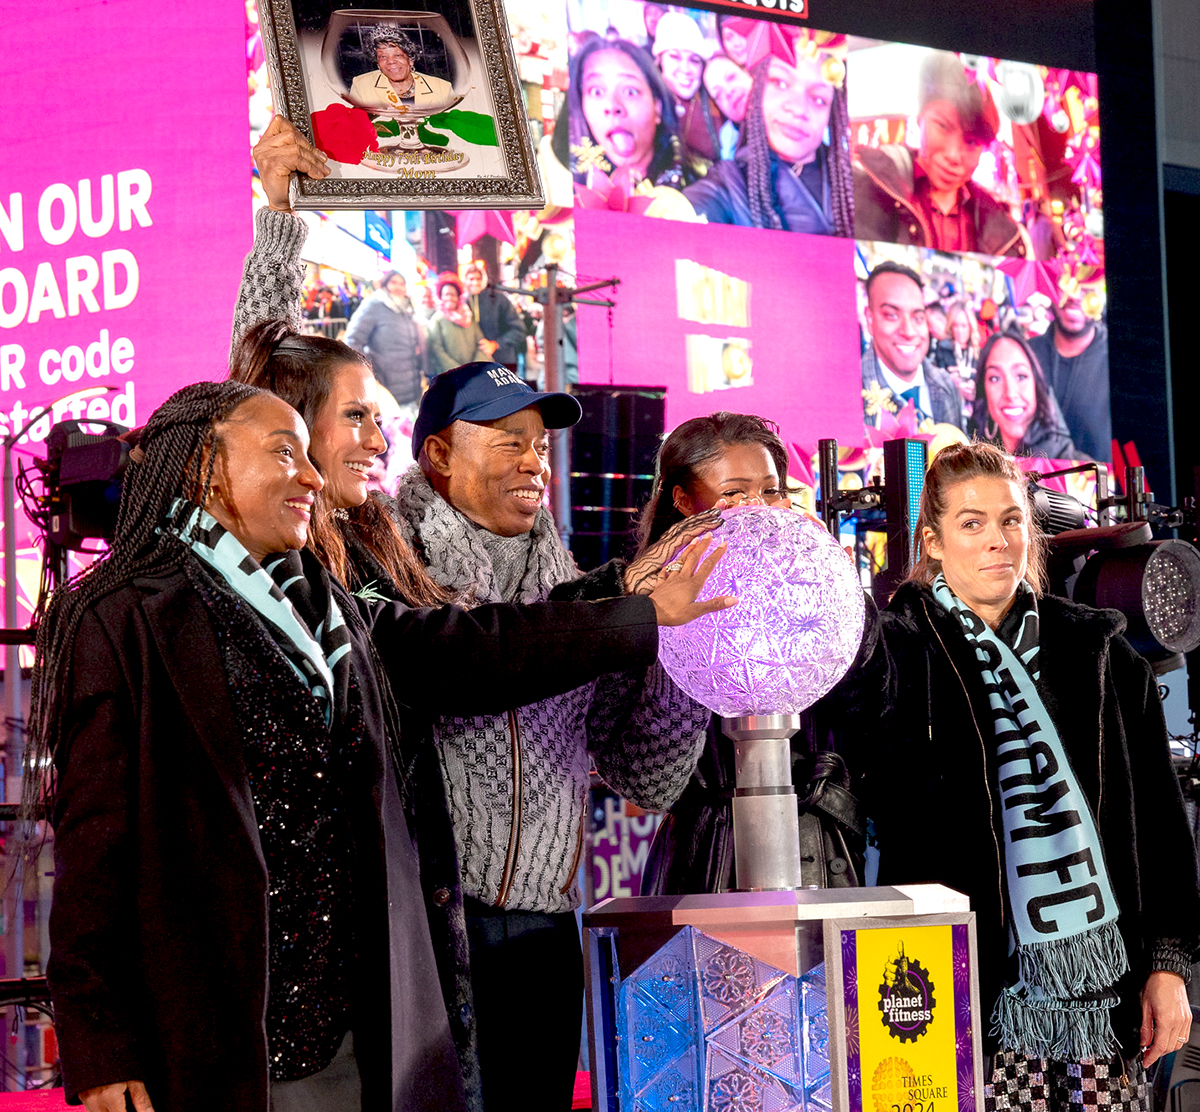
left=173, top=503, right=352, bottom=726
left=931, top=574, right=1128, bottom=1060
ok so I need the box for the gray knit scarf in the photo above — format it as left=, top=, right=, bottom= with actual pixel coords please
left=391, top=465, right=578, bottom=603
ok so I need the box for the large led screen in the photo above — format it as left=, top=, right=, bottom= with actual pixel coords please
left=521, top=0, right=1108, bottom=471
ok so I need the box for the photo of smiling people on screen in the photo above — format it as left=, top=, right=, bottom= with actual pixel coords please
left=684, top=29, right=853, bottom=235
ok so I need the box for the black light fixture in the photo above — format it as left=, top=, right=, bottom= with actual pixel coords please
left=43, top=419, right=131, bottom=549
left=1073, top=540, right=1200, bottom=672
left=816, top=437, right=925, bottom=606
left=1028, top=483, right=1088, bottom=535
left=1029, top=463, right=1200, bottom=674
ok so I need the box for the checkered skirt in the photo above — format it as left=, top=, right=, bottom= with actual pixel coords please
left=983, top=1050, right=1151, bottom=1112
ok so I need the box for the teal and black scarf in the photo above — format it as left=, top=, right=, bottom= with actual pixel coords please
left=173, top=503, right=352, bottom=726
left=932, top=574, right=1128, bottom=1060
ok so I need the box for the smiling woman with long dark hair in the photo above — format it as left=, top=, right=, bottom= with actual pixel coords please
left=970, top=329, right=1082, bottom=459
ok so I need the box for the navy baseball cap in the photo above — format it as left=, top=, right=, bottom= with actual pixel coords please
left=411, top=362, right=582, bottom=457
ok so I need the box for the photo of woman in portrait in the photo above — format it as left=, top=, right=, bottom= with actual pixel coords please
left=345, top=24, right=455, bottom=112
left=970, top=329, right=1082, bottom=459
left=568, top=35, right=690, bottom=187
left=683, top=30, right=854, bottom=235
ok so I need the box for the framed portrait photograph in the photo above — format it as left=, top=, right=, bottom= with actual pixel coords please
left=257, top=1, right=545, bottom=209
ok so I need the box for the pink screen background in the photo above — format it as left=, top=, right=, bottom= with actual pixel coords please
left=0, top=0, right=252, bottom=625
left=574, top=209, right=865, bottom=454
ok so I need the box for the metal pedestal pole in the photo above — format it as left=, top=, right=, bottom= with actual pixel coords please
left=723, top=714, right=802, bottom=891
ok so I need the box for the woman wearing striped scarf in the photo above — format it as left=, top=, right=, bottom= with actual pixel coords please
left=837, top=441, right=1198, bottom=1112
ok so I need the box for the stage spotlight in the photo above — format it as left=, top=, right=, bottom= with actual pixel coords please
left=45, top=420, right=130, bottom=549
left=1073, top=540, right=1200, bottom=671
left=1028, top=482, right=1088, bottom=535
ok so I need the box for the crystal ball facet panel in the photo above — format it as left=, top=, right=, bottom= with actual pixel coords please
left=616, top=925, right=830, bottom=1112
left=659, top=506, right=866, bottom=716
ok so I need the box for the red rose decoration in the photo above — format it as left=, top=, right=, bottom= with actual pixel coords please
left=310, top=104, right=379, bottom=165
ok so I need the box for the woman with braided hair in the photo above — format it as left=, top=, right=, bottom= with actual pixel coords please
left=683, top=37, right=855, bottom=235
left=36, top=381, right=733, bottom=1112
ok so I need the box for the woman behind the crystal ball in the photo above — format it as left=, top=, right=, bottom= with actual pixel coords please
left=828, top=441, right=1196, bottom=1110
left=639, top=412, right=866, bottom=897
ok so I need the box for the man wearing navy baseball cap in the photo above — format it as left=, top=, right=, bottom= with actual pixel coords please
left=392, top=361, right=710, bottom=1110
left=407, top=360, right=581, bottom=537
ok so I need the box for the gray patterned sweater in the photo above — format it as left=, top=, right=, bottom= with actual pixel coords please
left=393, top=466, right=710, bottom=912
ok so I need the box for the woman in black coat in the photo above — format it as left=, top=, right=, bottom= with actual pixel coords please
left=835, top=442, right=1196, bottom=1110
left=639, top=412, right=866, bottom=895
left=33, top=381, right=731, bottom=1112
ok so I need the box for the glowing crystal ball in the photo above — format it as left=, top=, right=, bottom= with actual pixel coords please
left=658, top=505, right=866, bottom=717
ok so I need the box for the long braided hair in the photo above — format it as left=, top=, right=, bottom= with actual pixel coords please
left=230, top=319, right=453, bottom=606
left=742, top=60, right=855, bottom=237
left=743, top=60, right=783, bottom=231
left=826, top=81, right=855, bottom=238
left=26, top=380, right=264, bottom=811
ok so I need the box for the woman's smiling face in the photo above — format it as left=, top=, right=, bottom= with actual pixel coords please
left=309, top=362, right=387, bottom=509
left=705, top=56, right=752, bottom=122
left=983, top=337, right=1037, bottom=450
left=208, top=394, right=324, bottom=561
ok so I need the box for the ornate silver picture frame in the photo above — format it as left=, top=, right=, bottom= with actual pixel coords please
left=258, top=2, right=545, bottom=209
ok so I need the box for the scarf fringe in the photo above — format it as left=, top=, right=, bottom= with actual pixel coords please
left=1016, top=918, right=1130, bottom=998
left=991, top=987, right=1119, bottom=1061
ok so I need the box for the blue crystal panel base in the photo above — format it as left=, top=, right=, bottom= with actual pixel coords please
left=618, top=927, right=829, bottom=1112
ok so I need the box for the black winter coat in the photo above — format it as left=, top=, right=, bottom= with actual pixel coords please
left=48, top=558, right=658, bottom=1111
left=834, top=581, right=1200, bottom=1054
left=683, top=146, right=835, bottom=235
left=343, top=295, right=425, bottom=405
left=640, top=713, right=866, bottom=896
left=468, top=288, right=526, bottom=367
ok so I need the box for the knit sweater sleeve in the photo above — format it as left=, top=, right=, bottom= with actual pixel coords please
left=587, top=664, right=710, bottom=812
left=229, top=206, right=308, bottom=353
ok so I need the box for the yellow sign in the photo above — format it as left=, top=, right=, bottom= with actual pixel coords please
left=850, top=923, right=967, bottom=1112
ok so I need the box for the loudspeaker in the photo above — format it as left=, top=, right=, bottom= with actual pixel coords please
left=568, top=385, right=666, bottom=570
